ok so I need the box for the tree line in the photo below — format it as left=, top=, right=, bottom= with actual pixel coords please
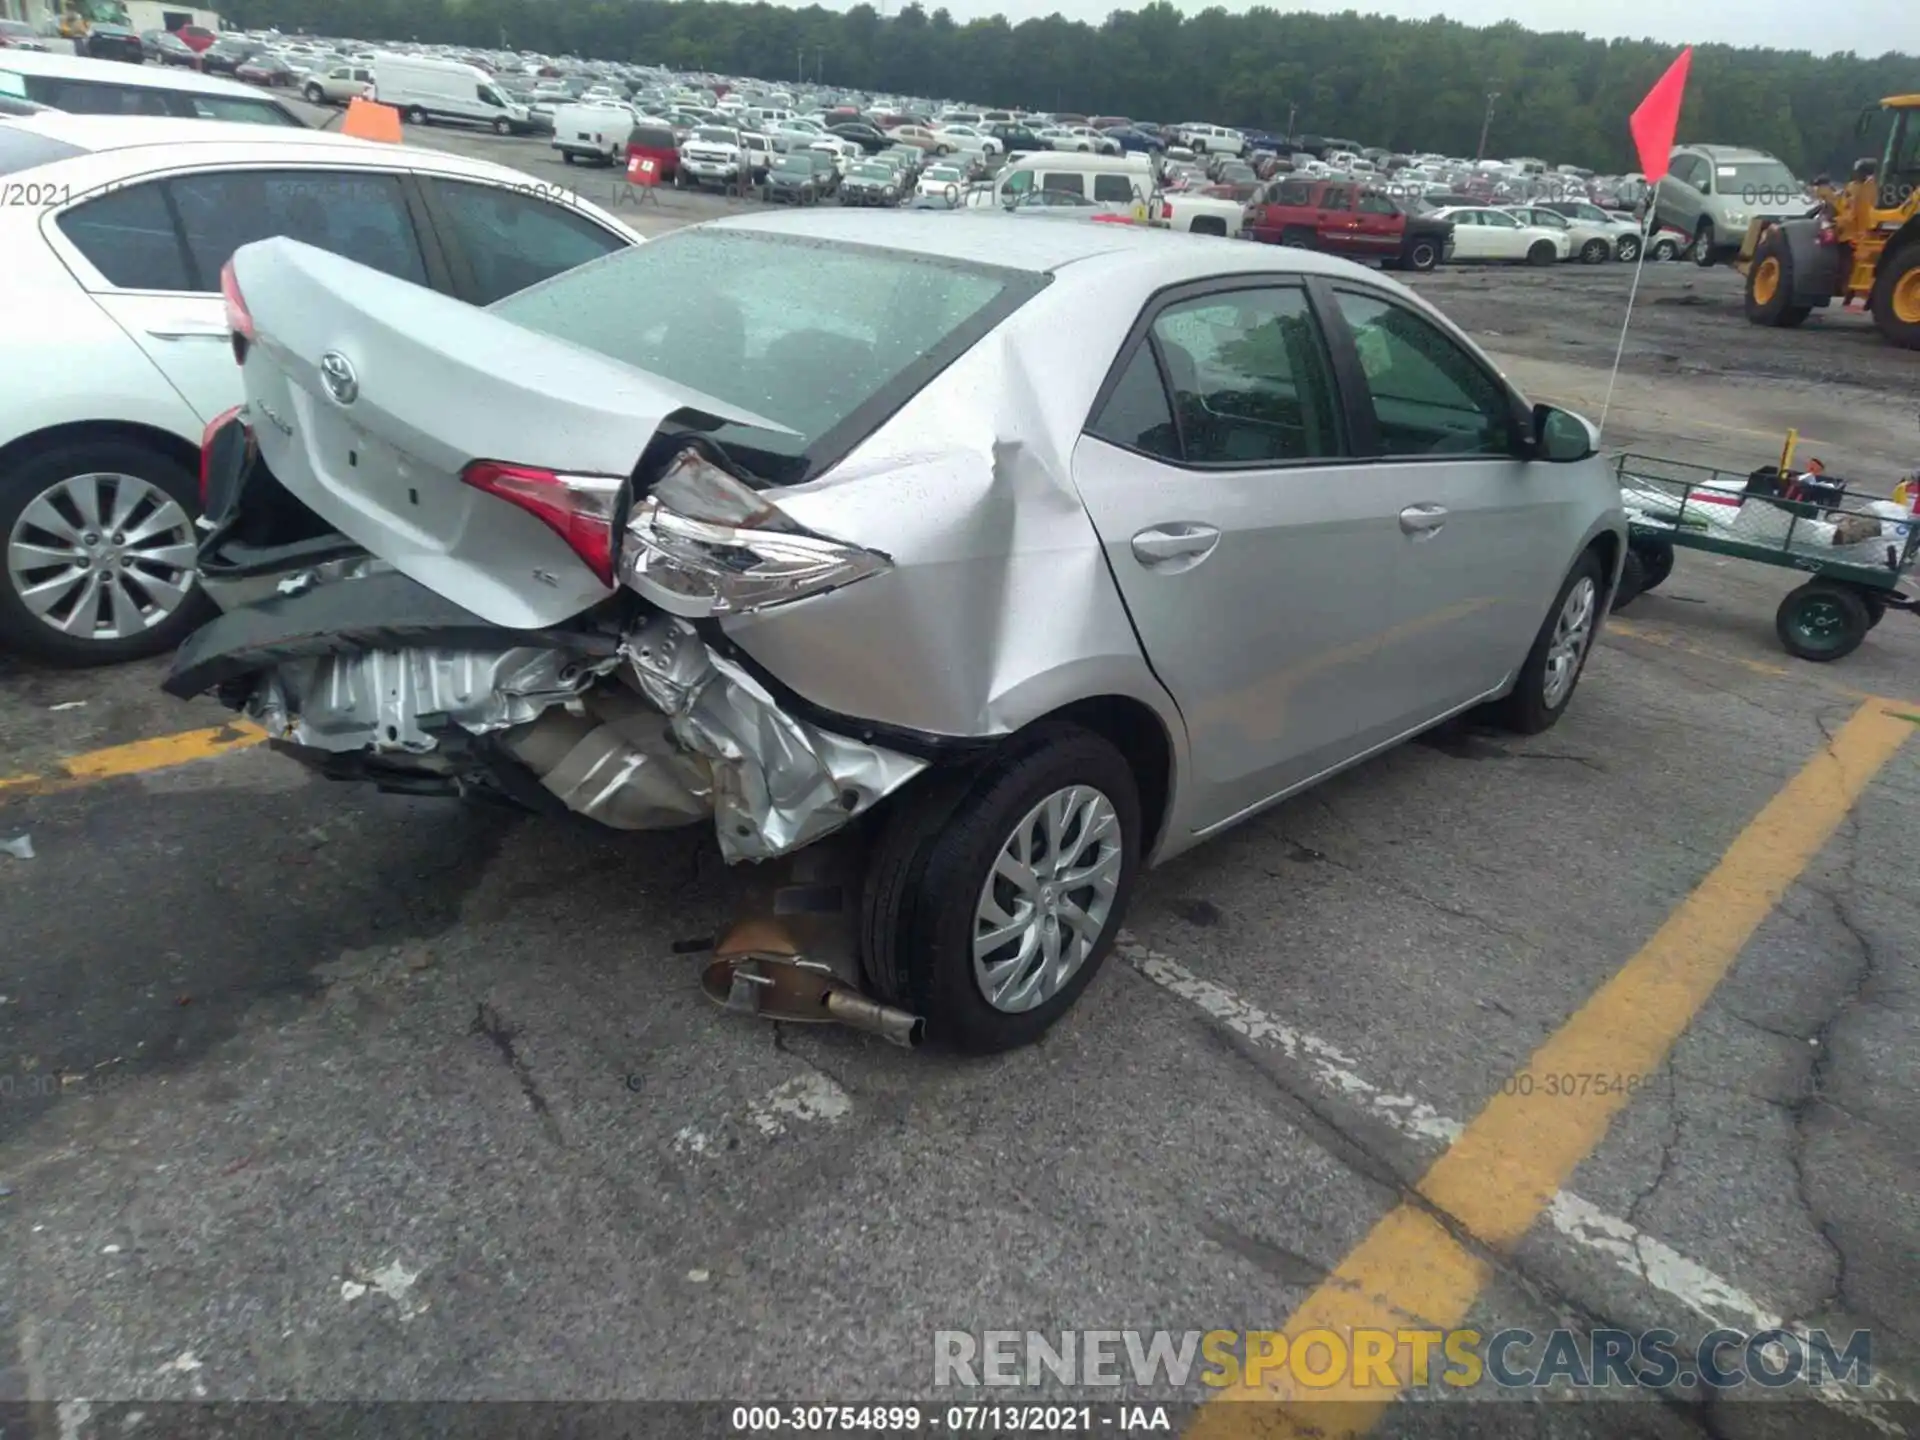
left=223, top=0, right=1916, bottom=176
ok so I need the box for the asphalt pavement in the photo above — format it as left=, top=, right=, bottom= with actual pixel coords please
left=2, top=102, right=1919, bottom=1437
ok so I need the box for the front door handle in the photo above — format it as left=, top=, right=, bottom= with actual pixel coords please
left=1131, top=522, right=1221, bottom=568
left=1399, top=503, right=1448, bottom=536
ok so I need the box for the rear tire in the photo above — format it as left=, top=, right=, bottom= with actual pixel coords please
left=1616, top=235, right=1642, bottom=263
left=493, top=117, right=510, bottom=136
left=860, top=724, right=1140, bottom=1055
left=1777, top=582, right=1869, bottom=662
left=1634, top=540, right=1675, bottom=593
left=561, top=150, right=575, bottom=165
left=303, top=82, right=323, bottom=104
left=1692, top=222, right=1717, bottom=267
left=1745, top=230, right=1813, bottom=328
left=1279, top=225, right=1316, bottom=249
left=1527, top=240, right=1558, bottom=266
left=1489, top=550, right=1605, bottom=733
left=1868, top=244, right=1920, bottom=350
left=405, top=106, right=425, bottom=125
left=1650, top=235, right=1681, bottom=261
left=1580, top=237, right=1610, bottom=264
left=1405, top=236, right=1440, bottom=271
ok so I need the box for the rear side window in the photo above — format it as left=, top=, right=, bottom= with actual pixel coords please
left=1088, top=344, right=1178, bottom=460
left=170, top=170, right=427, bottom=289
left=179, top=94, right=305, bottom=126
left=1272, top=179, right=1314, bottom=206
left=1040, top=171, right=1085, bottom=196
left=56, top=181, right=193, bottom=291
left=1092, top=173, right=1137, bottom=204
left=1149, top=288, right=1344, bottom=464
left=425, top=178, right=626, bottom=305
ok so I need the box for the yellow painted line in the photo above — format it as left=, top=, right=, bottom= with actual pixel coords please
left=1188, top=698, right=1914, bottom=1438
left=0, top=720, right=265, bottom=801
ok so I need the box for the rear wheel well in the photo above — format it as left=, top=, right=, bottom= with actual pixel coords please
left=0, top=421, right=200, bottom=498
left=1586, top=531, right=1622, bottom=603
left=1035, top=695, right=1172, bottom=853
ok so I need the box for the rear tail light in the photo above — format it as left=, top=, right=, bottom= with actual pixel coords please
left=618, top=446, right=889, bottom=618
left=199, top=404, right=247, bottom=505
left=220, top=258, right=253, bottom=364
left=460, top=461, right=622, bottom=587
left=1160, top=199, right=1173, bottom=220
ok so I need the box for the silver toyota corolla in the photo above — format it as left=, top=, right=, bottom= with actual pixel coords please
left=168, top=210, right=1627, bottom=1054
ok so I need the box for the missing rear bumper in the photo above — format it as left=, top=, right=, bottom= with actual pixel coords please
left=172, top=579, right=927, bottom=863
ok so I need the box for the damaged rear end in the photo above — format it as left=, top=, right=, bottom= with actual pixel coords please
left=167, top=237, right=926, bottom=863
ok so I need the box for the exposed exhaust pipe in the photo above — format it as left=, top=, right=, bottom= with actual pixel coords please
left=699, top=917, right=924, bottom=1049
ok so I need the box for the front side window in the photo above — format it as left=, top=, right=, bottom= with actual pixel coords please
left=1000, top=168, right=1033, bottom=197
left=1356, top=191, right=1397, bottom=214
left=1333, top=290, right=1514, bottom=458
left=1146, top=287, right=1343, bottom=465
left=1040, top=172, right=1086, bottom=196
left=425, top=177, right=625, bottom=305
left=56, top=180, right=193, bottom=290
left=169, top=169, right=426, bottom=289
left=489, top=230, right=1044, bottom=480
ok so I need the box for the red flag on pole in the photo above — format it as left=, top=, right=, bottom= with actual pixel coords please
left=1629, top=47, right=1693, bottom=183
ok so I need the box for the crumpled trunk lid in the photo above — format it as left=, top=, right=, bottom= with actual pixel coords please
left=227, top=237, right=789, bottom=629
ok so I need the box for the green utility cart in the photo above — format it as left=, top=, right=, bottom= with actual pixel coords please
left=1613, top=451, right=1918, bottom=661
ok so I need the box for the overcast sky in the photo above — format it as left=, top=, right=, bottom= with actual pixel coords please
left=890, top=0, right=1910, bottom=59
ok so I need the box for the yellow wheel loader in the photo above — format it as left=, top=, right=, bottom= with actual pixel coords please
left=1739, top=95, right=1920, bottom=349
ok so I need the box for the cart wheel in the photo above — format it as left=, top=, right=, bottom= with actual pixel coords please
left=1634, top=541, right=1675, bottom=593
left=1776, top=582, right=1870, bottom=661
left=1861, top=592, right=1887, bottom=629
left=1611, top=548, right=1646, bottom=611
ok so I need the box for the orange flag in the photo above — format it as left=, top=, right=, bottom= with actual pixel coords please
left=1629, top=47, right=1693, bottom=183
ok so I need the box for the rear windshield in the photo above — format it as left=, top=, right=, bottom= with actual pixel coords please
left=489, top=229, right=1048, bottom=485
left=0, top=121, right=86, bottom=174
left=630, top=126, right=674, bottom=149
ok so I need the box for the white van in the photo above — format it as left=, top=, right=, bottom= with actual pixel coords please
left=371, top=54, right=535, bottom=135
left=967, top=151, right=1155, bottom=210
left=552, top=101, right=632, bottom=164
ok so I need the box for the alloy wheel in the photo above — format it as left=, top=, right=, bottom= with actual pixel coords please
left=1541, top=576, right=1596, bottom=709
left=972, top=785, right=1123, bottom=1013
left=6, top=472, right=197, bottom=642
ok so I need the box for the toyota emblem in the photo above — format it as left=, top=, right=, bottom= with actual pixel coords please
left=319, top=351, right=359, bottom=405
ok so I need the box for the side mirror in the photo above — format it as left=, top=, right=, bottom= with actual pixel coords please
left=1533, top=403, right=1598, bottom=463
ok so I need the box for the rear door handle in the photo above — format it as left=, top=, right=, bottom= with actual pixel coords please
left=1399, top=503, right=1448, bottom=535
left=146, top=323, right=229, bottom=341
left=1132, top=522, right=1221, bottom=568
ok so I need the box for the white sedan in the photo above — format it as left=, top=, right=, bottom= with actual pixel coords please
left=930, top=121, right=1002, bottom=157
left=0, top=111, right=639, bottom=666
left=1500, top=204, right=1623, bottom=264
left=1425, top=206, right=1573, bottom=264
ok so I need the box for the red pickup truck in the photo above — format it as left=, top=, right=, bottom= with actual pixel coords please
left=1244, top=178, right=1455, bottom=271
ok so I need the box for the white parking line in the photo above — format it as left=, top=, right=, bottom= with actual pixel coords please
left=1117, top=936, right=1913, bottom=1427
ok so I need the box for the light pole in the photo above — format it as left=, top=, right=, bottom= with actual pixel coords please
left=1286, top=102, right=1297, bottom=141
left=1476, top=89, right=1499, bottom=162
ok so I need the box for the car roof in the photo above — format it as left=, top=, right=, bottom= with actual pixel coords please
left=706, top=208, right=1375, bottom=282
left=0, top=113, right=633, bottom=204
left=0, top=48, right=266, bottom=98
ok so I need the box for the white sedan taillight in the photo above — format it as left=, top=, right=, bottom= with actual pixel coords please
left=619, top=446, right=889, bottom=618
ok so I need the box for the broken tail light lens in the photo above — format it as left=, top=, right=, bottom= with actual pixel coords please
left=618, top=446, right=890, bottom=618
left=461, top=461, right=623, bottom=587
